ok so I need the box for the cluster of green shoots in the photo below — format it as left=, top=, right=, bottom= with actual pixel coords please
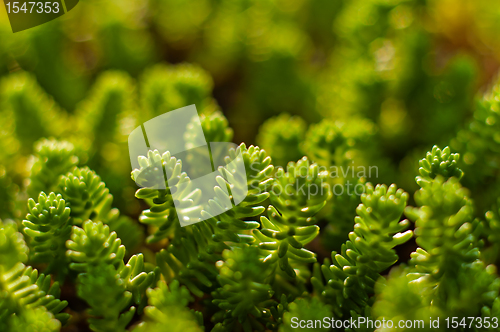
left=1, top=54, right=500, bottom=332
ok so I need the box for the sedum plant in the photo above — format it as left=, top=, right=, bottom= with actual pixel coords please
left=0, top=221, right=69, bottom=331
left=484, top=199, right=500, bottom=265
left=372, top=146, right=499, bottom=330
left=26, top=139, right=79, bottom=199
left=23, top=192, right=71, bottom=277
left=312, top=182, right=412, bottom=318
left=255, top=157, right=331, bottom=279
left=0, top=72, right=67, bottom=156
left=140, top=63, right=215, bottom=119
left=212, top=245, right=275, bottom=331
left=133, top=280, right=203, bottom=332
left=279, top=297, right=333, bottom=332
left=2, top=30, right=500, bottom=332
left=67, top=220, right=156, bottom=331
left=73, top=71, right=136, bottom=157
left=202, top=143, right=274, bottom=245
left=131, top=149, right=187, bottom=243
left=58, top=166, right=119, bottom=226
left=3, top=99, right=500, bottom=331
left=256, top=113, right=307, bottom=168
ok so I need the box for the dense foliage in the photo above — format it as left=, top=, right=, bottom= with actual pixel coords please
left=1, top=0, right=500, bottom=331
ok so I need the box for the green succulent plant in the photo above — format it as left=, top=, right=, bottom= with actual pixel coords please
left=26, top=139, right=79, bottom=199
left=212, top=245, right=275, bottom=331
left=279, top=297, right=333, bottom=332
left=140, top=63, right=215, bottom=118
left=372, top=147, right=498, bottom=331
left=0, top=221, right=69, bottom=331
left=416, top=145, right=463, bottom=187
left=2, top=9, right=500, bottom=331
left=58, top=166, right=118, bottom=225
left=257, top=113, right=307, bottom=168
left=312, top=183, right=412, bottom=318
left=67, top=220, right=156, bottom=330
left=484, top=198, right=500, bottom=264
left=205, top=143, right=274, bottom=244
left=131, top=149, right=188, bottom=242
left=23, top=192, right=72, bottom=276
left=255, top=157, right=331, bottom=279
left=0, top=72, right=67, bottom=155
left=133, top=280, right=203, bottom=332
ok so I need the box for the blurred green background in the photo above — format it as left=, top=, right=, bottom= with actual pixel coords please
left=1, top=0, right=500, bottom=220
left=4, top=2, right=500, bottom=330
